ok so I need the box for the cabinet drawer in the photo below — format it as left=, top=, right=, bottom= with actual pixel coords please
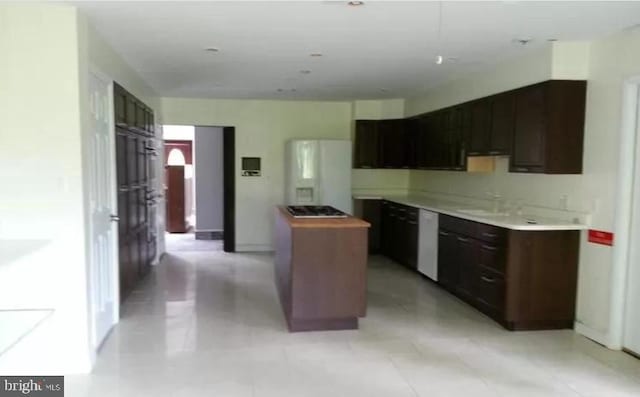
left=478, top=243, right=506, bottom=274
left=439, top=214, right=477, bottom=237
left=475, top=265, right=505, bottom=316
left=407, top=207, right=419, bottom=223
left=476, top=223, right=506, bottom=244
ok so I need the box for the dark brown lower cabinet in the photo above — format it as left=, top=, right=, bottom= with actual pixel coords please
left=381, top=201, right=418, bottom=270
left=353, top=199, right=382, bottom=254
left=438, top=215, right=579, bottom=330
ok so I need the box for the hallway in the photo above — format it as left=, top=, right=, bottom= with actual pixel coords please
left=67, top=250, right=640, bottom=396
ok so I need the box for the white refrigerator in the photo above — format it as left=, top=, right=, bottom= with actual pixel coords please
left=285, top=140, right=352, bottom=214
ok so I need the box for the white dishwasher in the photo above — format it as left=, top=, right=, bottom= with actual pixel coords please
left=418, top=209, right=439, bottom=281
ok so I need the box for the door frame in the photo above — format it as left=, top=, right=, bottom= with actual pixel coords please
left=223, top=127, right=236, bottom=252
left=609, top=76, right=640, bottom=350
left=87, top=65, right=120, bottom=351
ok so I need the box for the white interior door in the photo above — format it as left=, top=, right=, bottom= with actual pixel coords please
left=88, top=71, right=118, bottom=349
left=624, top=87, right=640, bottom=356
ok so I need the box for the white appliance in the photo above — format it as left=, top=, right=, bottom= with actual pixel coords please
left=418, top=209, right=439, bottom=281
left=285, top=140, right=352, bottom=214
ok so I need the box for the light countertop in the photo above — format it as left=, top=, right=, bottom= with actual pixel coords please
left=353, top=195, right=588, bottom=231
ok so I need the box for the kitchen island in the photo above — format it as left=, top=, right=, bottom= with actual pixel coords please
left=274, top=206, right=370, bottom=332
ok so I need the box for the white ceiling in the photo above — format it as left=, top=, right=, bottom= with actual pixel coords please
left=75, top=1, right=640, bottom=100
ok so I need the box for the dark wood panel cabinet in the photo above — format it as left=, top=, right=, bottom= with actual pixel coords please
left=114, top=83, right=158, bottom=302
left=468, top=99, right=492, bottom=155
left=437, top=214, right=579, bottom=330
left=352, top=80, right=586, bottom=174
left=437, top=229, right=458, bottom=291
left=379, top=119, right=407, bottom=168
left=511, top=80, right=586, bottom=174
left=354, top=120, right=380, bottom=168
left=381, top=201, right=418, bottom=270
left=353, top=199, right=382, bottom=254
left=489, top=92, right=515, bottom=155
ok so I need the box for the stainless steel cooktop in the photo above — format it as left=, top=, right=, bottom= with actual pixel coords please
left=286, top=205, right=347, bottom=218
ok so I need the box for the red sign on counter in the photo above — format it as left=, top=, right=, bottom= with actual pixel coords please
left=588, top=230, right=614, bottom=246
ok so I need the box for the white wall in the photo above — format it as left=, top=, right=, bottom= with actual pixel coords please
left=0, top=4, right=163, bottom=374
left=160, top=98, right=412, bottom=250
left=0, top=4, right=91, bottom=373
left=194, top=126, right=224, bottom=232
left=405, top=46, right=553, bottom=117
left=160, top=98, right=353, bottom=251
left=404, top=35, right=640, bottom=344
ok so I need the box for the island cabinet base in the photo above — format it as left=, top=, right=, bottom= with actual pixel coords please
left=274, top=208, right=369, bottom=332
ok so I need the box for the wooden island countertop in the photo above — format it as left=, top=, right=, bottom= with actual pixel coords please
left=274, top=206, right=370, bottom=332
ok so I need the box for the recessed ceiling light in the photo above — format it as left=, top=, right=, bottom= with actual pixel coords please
left=300, top=70, right=312, bottom=74
left=512, top=38, right=533, bottom=46
left=310, top=53, right=323, bottom=57
left=435, top=55, right=444, bottom=65
left=348, top=1, right=364, bottom=6
left=204, top=47, right=220, bottom=52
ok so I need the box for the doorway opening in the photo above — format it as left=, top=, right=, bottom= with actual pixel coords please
left=163, top=125, right=234, bottom=252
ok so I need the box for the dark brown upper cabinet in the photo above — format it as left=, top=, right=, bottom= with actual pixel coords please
left=379, top=119, right=407, bottom=168
left=511, top=80, right=586, bottom=174
left=468, top=99, right=492, bottom=155
left=469, top=93, right=515, bottom=156
left=350, top=79, right=585, bottom=174
left=354, top=120, right=380, bottom=168
left=404, top=118, right=420, bottom=169
left=448, top=105, right=467, bottom=170
left=489, top=92, right=516, bottom=155
left=114, top=85, right=127, bottom=127
left=415, top=115, right=430, bottom=169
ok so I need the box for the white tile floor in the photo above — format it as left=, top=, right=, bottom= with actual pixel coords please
left=66, top=248, right=640, bottom=397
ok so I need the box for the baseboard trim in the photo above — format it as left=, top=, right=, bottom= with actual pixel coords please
left=195, top=230, right=223, bottom=240
left=575, top=321, right=608, bottom=346
left=235, top=244, right=273, bottom=252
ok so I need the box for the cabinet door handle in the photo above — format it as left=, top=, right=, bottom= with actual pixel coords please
left=407, top=221, right=418, bottom=225
left=468, top=151, right=480, bottom=155
left=457, top=236, right=470, bottom=242
left=439, top=231, right=450, bottom=236
left=513, top=167, right=529, bottom=172
left=481, top=276, right=497, bottom=283
left=482, top=232, right=497, bottom=238
left=482, top=244, right=498, bottom=251
left=360, top=165, right=372, bottom=169
left=489, top=151, right=501, bottom=155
